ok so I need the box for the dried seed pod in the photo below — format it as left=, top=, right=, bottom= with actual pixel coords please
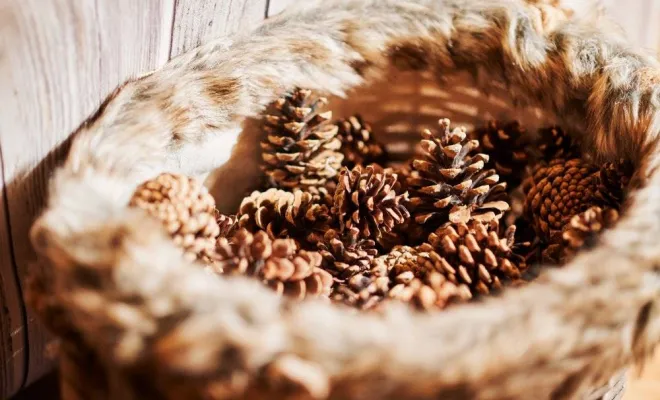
left=408, top=118, right=509, bottom=231
left=333, top=165, right=410, bottom=243
left=473, top=120, right=530, bottom=189
left=417, top=220, right=527, bottom=296
left=536, top=125, right=581, bottom=163
left=261, top=89, right=344, bottom=191
left=130, top=173, right=220, bottom=262
left=544, top=206, right=620, bottom=263
left=215, top=230, right=333, bottom=300
left=523, top=158, right=600, bottom=239
left=336, top=115, right=387, bottom=168
left=238, top=188, right=332, bottom=246
left=317, top=228, right=379, bottom=281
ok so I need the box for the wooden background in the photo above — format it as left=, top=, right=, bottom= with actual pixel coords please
left=0, top=0, right=659, bottom=398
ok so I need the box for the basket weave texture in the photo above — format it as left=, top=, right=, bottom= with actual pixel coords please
left=26, top=1, right=660, bottom=399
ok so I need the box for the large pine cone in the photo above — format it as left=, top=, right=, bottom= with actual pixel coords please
left=130, top=173, right=220, bottom=262
left=333, top=165, right=410, bottom=243
left=238, top=189, right=332, bottom=246
left=417, top=221, right=526, bottom=296
left=408, top=118, right=509, bottom=231
left=261, top=89, right=343, bottom=191
left=544, top=206, right=619, bottom=263
left=317, top=228, right=379, bottom=281
left=473, top=120, right=530, bottom=189
left=336, top=115, right=387, bottom=168
left=214, top=230, right=333, bottom=300
left=523, top=158, right=600, bottom=239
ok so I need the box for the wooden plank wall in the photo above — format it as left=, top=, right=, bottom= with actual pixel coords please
left=0, top=0, right=658, bottom=398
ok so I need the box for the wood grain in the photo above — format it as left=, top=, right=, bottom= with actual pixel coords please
left=266, top=0, right=294, bottom=17
left=169, top=0, right=268, bottom=58
left=0, top=0, right=175, bottom=394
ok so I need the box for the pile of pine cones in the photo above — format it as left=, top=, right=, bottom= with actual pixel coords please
left=129, top=89, right=633, bottom=312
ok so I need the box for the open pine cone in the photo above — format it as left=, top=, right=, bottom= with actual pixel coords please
left=473, top=120, right=530, bottom=189
left=217, top=214, right=237, bottom=238
left=408, top=118, right=509, bottom=231
left=536, top=125, right=581, bottom=163
left=336, top=115, right=387, bottom=168
left=417, top=220, right=526, bottom=296
left=130, top=173, right=220, bottom=262
left=214, top=230, right=333, bottom=300
left=544, top=206, right=620, bottom=263
left=333, top=165, right=410, bottom=243
left=238, top=188, right=332, bottom=246
left=595, top=160, right=633, bottom=209
left=261, top=89, right=343, bottom=191
left=523, top=158, right=600, bottom=239
left=317, top=228, right=379, bottom=281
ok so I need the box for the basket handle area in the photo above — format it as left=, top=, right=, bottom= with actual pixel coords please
left=28, top=1, right=660, bottom=399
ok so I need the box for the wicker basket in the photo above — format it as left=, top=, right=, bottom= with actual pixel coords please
left=26, top=1, right=660, bottom=399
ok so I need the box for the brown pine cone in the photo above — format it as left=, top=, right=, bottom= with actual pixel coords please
left=317, top=228, right=379, bottom=281
left=261, top=89, right=343, bottom=191
left=330, top=271, right=390, bottom=311
left=523, top=158, right=600, bottom=239
left=217, top=214, right=237, bottom=238
left=336, top=115, right=387, bottom=168
left=544, top=206, right=619, bottom=263
left=408, top=118, right=509, bottom=231
left=417, top=220, right=527, bottom=296
left=473, top=120, right=530, bottom=189
left=215, top=230, right=333, bottom=300
left=380, top=246, right=471, bottom=310
left=333, top=165, right=410, bottom=243
left=536, top=125, right=581, bottom=163
left=130, top=173, right=220, bottom=262
left=238, top=189, right=332, bottom=246
left=595, top=160, right=633, bottom=209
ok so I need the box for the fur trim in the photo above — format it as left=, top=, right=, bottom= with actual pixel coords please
left=28, top=0, right=660, bottom=399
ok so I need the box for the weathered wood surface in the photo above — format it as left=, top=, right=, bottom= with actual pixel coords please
left=0, top=0, right=658, bottom=398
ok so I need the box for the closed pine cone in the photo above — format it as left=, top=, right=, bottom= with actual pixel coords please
left=536, top=125, right=580, bottom=163
left=523, top=158, right=599, bottom=239
left=215, top=229, right=333, bottom=300
left=382, top=246, right=471, bottom=310
left=238, top=188, right=332, bottom=246
left=473, top=120, right=530, bottom=189
left=595, top=160, right=633, bottom=209
left=261, top=89, right=343, bottom=191
left=336, top=115, right=387, bottom=168
left=544, top=206, right=620, bottom=263
left=333, top=165, right=410, bottom=243
left=130, top=173, right=220, bottom=262
left=317, top=228, right=379, bottom=281
left=417, top=220, right=526, bottom=296
left=407, top=118, right=509, bottom=231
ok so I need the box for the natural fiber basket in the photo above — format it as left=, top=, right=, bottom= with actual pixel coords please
left=26, top=1, right=660, bottom=399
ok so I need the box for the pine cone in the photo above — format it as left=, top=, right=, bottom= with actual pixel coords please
left=217, top=214, right=237, bottom=238
left=523, top=158, right=600, bottom=239
left=333, top=165, right=410, bottom=243
left=330, top=271, right=390, bottom=311
left=130, top=173, right=220, bottom=262
left=238, top=189, right=332, bottom=246
left=544, top=206, right=619, bottom=263
left=317, top=228, right=379, bottom=281
left=417, top=221, right=526, bottom=296
left=378, top=246, right=471, bottom=310
left=473, top=120, right=530, bottom=189
left=536, top=125, right=580, bottom=162
left=215, top=230, right=333, bottom=299
left=595, top=160, right=633, bottom=209
left=336, top=115, right=387, bottom=168
left=261, top=89, right=344, bottom=191
left=408, top=118, right=509, bottom=230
